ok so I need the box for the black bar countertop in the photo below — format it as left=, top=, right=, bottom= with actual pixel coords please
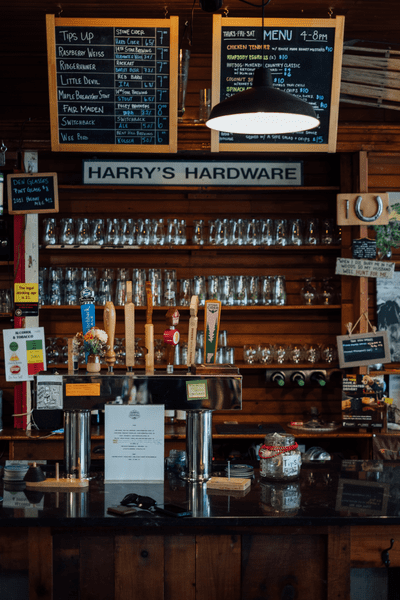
left=1, top=460, right=400, bottom=528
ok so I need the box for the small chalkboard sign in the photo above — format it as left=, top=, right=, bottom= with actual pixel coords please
left=336, top=479, right=389, bottom=515
left=210, top=15, right=344, bottom=153
left=7, top=173, right=59, bottom=215
left=337, top=331, right=391, bottom=369
left=352, top=238, right=377, bottom=260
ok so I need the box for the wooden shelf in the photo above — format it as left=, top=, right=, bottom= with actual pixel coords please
left=58, top=184, right=341, bottom=192
left=40, top=243, right=341, bottom=252
left=39, top=304, right=341, bottom=311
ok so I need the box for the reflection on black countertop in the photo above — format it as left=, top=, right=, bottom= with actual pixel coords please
left=1, top=460, right=400, bottom=526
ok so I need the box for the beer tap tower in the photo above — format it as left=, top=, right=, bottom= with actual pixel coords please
left=34, top=295, right=242, bottom=484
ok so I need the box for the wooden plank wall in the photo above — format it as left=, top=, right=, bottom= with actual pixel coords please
left=1, top=47, right=400, bottom=432
left=28, top=151, right=343, bottom=429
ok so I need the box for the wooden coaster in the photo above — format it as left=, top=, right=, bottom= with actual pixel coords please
left=206, top=477, right=251, bottom=491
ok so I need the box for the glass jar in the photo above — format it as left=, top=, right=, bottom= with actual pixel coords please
left=259, top=432, right=301, bottom=481
left=260, top=480, right=301, bottom=515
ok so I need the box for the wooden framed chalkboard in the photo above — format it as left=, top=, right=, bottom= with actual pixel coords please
left=210, top=16, right=344, bottom=153
left=337, top=331, right=391, bottom=368
left=7, top=173, right=59, bottom=215
left=46, top=15, right=178, bottom=153
left=336, top=479, right=389, bottom=515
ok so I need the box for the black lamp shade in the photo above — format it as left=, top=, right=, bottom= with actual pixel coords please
left=206, top=67, right=320, bottom=135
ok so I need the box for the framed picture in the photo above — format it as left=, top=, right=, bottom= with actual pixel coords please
left=377, top=273, right=400, bottom=362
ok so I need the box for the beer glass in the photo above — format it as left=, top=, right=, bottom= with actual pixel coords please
left=59, top=218, right=75, bottom=245
left=42, top=217, right=58, bottom=245
left=76, top=218, right=91, bottom=245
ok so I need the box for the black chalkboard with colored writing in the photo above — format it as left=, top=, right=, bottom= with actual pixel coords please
left=210, top=16, right=344, bottom=153
left=46, top=15, right=178, bottom=153
left=7, top=173, right=59, bottom=215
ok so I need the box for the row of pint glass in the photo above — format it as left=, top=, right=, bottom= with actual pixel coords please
left=192, top=217, right=339, bottom=246
left=207, top=274, right=287, bottom=306
left=243, top=342, right=338, bottom=365
left=42, top=217, right=188, bottom=246
left=41, top=267, right=287, bottom=307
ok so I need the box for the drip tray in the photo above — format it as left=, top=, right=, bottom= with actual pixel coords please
left=215, top=423, right=286, bottom=435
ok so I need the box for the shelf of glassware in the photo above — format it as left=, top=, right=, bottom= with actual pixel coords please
left=44, top=361, right=339, bottom=372
left=39, top=304, right=341, bottom=312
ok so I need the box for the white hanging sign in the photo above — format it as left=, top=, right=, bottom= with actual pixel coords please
left=335, top=257, right=395, bottom=279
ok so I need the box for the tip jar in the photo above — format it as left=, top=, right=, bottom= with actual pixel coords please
left=259, top=432, right=301, bottom=481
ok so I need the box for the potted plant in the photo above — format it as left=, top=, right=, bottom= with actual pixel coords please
left=373, top=203, right=400, bottom=259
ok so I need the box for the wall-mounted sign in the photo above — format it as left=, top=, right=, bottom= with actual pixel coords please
left=83, top=158, right=303, bottom=186
left=335, top=257, right=394, bottom=279
left=14, top=283, right=39, bottom=317
left=352, top=238, right=376, bottom=260
left=2, top=327, right=46, bottom=382
left=7, top=173, right=59, bottom=214
left=337, top=331, right=391, bottom=369
left=210, top=15, right=344, bottom=153
left=46, top=15, right=178, bottom=153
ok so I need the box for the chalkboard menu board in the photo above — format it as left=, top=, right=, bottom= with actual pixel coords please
left=337, top=331, right=391, bottom=368
left=46, top=15, right=178, bottom=153
left=211, top=16, right=344, bottom=153
left=7, top=173, right=59, bottom=215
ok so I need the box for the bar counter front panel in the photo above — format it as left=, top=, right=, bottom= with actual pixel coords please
left=2, top=461, right=400, bottom=599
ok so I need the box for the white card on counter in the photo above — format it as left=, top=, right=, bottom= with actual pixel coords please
left=104, top=404, right=165, bottom=482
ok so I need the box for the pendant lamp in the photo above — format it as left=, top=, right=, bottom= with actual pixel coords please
left=206, top=0, right=320, bottom=136
left=206, top=67, right=320, bottom=134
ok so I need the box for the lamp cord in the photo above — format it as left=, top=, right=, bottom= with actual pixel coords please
left=236, top=0, right=272, bottom=68
left=236, top=0, right=272, bottom=9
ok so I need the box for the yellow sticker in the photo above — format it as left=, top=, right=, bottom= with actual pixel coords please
left=65, top=383, right=101, bottom=396
left=384, top=397, right=394, bottom=405
left=14, top=283, right=39, bottom=303
left=27, top=349, right=43, bottom=363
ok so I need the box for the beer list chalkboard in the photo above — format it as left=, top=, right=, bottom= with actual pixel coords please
left=211, top=16, right=344, bottom=153
left=46, top=16, right=178, bottom=153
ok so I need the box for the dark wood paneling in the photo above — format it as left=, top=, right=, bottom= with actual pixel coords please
left=195, top=534, right=241, bottom=600
left=241, top=533, right=327, bottom=600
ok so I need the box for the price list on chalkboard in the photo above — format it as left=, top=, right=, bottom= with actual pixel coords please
left=46, top=16, right=178, bottom=153
left=211, top=16, right=344, bottom=153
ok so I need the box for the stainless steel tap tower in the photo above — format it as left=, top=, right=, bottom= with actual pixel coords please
left=36, top=369, right=242, bottom=483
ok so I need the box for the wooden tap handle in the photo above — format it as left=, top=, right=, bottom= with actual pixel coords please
left=146, top=281, right=153, bottom=324
left=125, top=281, right=135, bottom=370
left=104, top=301, right=116, bottom=368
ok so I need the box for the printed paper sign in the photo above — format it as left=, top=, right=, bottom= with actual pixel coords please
left=2, top=327, right=46, bottom=381
left=336, top=257, right=394, bottom=279
left=105, top=404, right=164, bottom=482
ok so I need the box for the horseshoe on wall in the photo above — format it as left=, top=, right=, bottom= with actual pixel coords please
left=354, top=195, right=383, bottom=222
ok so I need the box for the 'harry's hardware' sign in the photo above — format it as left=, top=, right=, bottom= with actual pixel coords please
left=83, top=159, right=303, bottom=186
